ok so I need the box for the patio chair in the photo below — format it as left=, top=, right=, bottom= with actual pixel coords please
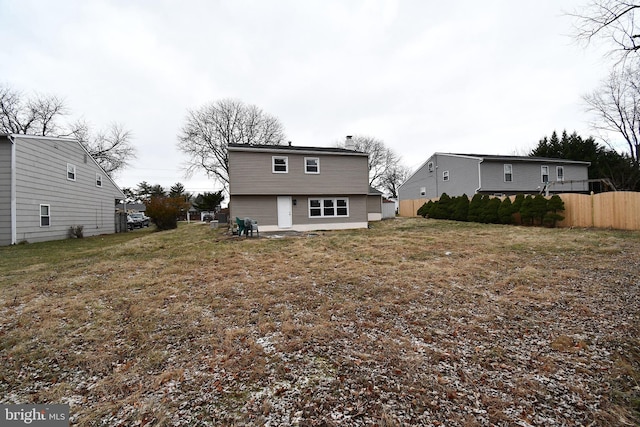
left=235, top=217, right=246, bottom=236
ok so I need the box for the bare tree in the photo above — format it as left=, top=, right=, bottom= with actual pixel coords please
left=380, top=164, right=412, bottom=199
left=0, top=84, right=67, bottom=135
left=177, top=98, right=286, bottom=189
left=584, top=65, right=640, bottom=168
left=571, top=1, right=640, bottom=61
left=1, top=84, right=135, bottom=176
left=70, top=120, right=136, bottom=177
left=339, top=135, right=401, bottom=191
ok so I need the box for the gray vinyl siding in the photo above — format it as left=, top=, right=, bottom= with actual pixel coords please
left=399, top=154, right=480, bottom=200
left=0, top=140, right=11, bottom=245
left=230, top=196, right=278, bottom=226
left=229, top=151, right=369, bottom=196
left=13, top=136, right=123, bottom=244
left=480, top=161, right=589, bottom=193
left=367, top=195, right=382, bottom=214
left=434, top=155, right=480, bottom=197
left=230, top=195, right=368, bottom=228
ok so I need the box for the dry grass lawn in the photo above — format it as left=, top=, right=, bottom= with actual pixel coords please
left=0, top=218, right=639, bottom=426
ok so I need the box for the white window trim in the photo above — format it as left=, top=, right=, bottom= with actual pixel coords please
left=442, top=170, right=449, bottom=181
left=504, top=164, right=513, bottom=182
left=541, top=165, right=550, bottom=183
left=427, top=161, right=434, bottom=173
left=304, top=157, right=320, bottom=174
left=96, top=173, right=103, bottom=187
left=556, top=166, right=564, bottom=182
left=272, top=156, right=288, bottom=173
left=40, top=204, right=50, bottom=227
left=67, top=163, right=76, bottom=181
left=308, top=197, right=349, bottom=218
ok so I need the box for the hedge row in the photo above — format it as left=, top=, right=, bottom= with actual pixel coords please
left=417, top=193, right=565, bottom=227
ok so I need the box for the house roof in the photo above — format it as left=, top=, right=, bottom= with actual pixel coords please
left=368, top=186, right=384, bottom=196
left=228, top=143, right=368, bottom=156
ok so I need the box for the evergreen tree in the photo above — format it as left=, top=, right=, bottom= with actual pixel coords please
left=498, top=197, right=514, bottom=224
left=430, top=193, right=452, bottom=219
left=512, top=194, right=525, bottom=224
left=452, top=194, right=470, bottom=221
left=544, top=195, right=565, bottom=227
left=467, top=194, right=484, bottom=223
left=531, top=194, right=549, bottom=225
left=520, top=195, right=534, bottom=225
left=481, top=196, right=501, bottom=224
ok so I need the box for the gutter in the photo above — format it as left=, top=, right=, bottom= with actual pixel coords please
left=475, top=159, right=483, bottom=194
left=8, top=134, right=16, bottom=244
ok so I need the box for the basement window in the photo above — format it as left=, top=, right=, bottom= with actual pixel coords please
left=309, top=198, right=349, bottom=218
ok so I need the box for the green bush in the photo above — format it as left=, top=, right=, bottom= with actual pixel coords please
left=467, top=194, right=484, bottom=223
left=145, top=196, right=190, bottom=231
left=544, top=194, right=565, bottom=227
left=498, top=197, right=514, bottom=224
left=481, top=196, right=501, bottom=224
left=451, top=194, right=470, bottom=221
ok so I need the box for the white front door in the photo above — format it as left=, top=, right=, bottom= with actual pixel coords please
left=277, top=196, right=292, bottom=228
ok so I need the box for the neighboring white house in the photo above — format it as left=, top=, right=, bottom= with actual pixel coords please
left=0, top=134, right=125, bottom=245
left=399, top=153, right=591, bottom=201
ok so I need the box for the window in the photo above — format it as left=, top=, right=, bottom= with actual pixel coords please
left=40, top=204, right=50, bottom=227
left=308, top=198, right=349, bottom=217
left=272, top=156, right=288, bottom=173
left=427, top=161, right=434, bottom=173
left=504, top=164, right=513, bottom=182
left=305, top=157, right=320, bottom=174
left=67, top=163, right=76, bottom=181
left=420, top=187, right=426, bottom=196
left=442, top=170, right=449, bottom=181
left=541, top=165, right=549, bottom=183
left=556, top=166, right=564, bottom=182
left=96, top=173, right=103, bottom=187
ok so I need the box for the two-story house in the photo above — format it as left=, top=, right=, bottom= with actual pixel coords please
left=228, top=143, right=370, bottom=232
left=0, top=134, right=125, bottom=245
left=399, top=153, right=591, bottom=201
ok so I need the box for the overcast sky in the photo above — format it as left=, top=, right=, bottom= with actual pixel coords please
left=0, top=0, right=613, bottom=194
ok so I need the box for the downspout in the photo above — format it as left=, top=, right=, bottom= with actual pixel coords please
left=475, top=159, right=483, bottom=194
left=8, top=135, right=17, bottom=244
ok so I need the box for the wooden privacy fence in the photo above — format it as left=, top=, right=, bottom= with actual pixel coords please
left=399, top=192, right=640, bottom=231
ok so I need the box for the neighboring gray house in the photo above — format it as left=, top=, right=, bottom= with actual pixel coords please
left=228, top=143, right=370, bottom=232
left=399, top=153, right=591, bottom=201
left=0, top=134, right=125, bottom=245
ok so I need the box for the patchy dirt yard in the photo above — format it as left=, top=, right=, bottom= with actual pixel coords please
left=1, top=218, right=639, bottom=426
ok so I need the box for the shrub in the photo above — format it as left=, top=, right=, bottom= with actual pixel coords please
left=467, top=194, right=484, bottom=223
left=480, top=196, right=501, bottom=224
left=451, top=194, right=470, bottom=221
left=68, top=225, right=84, bottom=239
left=532, top=194, right=549, bottom=225
left=417, top=200, right=434, bottom=218
left=544, top=194, right=565, bottom=227
left=145, top=196, right=190, bottom=231
left=520, top=195, right=534, bottom=225
left=430, top=193, right=452, bottom=219
left=498, top=197, right=514, bottom=224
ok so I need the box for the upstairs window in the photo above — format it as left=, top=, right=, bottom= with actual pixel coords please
left=40, top=204, right=50, bottom=227
left=272, top=156, right=288, bottom=173
left=556, top=166, right=564, bottom=182
left=67, top=163, right=76, bottom=181
left=442, top=170, right=450, bottom=181
left=96, top=173, right=103, bottom=187
left=305, top=157, right=320, bottom=174
left=504, top=164, right=513, bottom=182
left=427, top=161, right=434, bottom=172
left=541, top=165, right=549, bottom=183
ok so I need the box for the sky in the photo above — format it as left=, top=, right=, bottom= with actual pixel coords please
left=0, top=0, right=614, bottom=195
